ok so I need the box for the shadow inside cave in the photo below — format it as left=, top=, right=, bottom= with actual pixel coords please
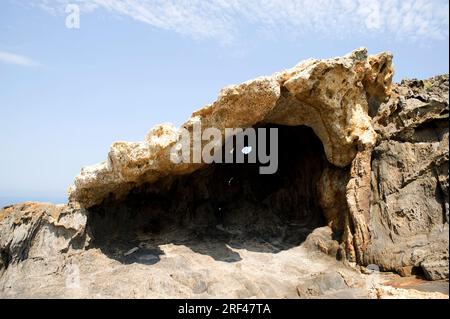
left=87, top=125, right=329, bottom=265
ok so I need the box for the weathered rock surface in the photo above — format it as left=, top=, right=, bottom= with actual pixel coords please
left=0, top=202, right=89, bottom=279
left=365, top=75, right=449, bottom=280
left=0, top=49, right=448, bottom=298
left=1, top=215, right=446, bottom=299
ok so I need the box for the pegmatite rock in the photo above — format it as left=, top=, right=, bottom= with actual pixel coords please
left=365, top=75, right=449, bottom=280
left=68, top=48, right=393, bottom=209
left=66, top=49, right=447, bottom=277
left=0, top=202, right=89, bottom=276
left=0, top=49, right=448, bottom=299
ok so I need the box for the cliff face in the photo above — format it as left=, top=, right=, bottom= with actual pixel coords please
left=366, top=75, right=449, bottom=280
left=0, top=49, right=448, bottom=298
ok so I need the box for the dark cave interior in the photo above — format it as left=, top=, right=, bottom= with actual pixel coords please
left=88, top=125, right=330, bottom=263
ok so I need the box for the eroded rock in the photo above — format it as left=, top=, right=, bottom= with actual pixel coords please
left=0, top=50, right=448, bottom=299
left=67, top=48, right=396, bottom=268
left=0, top=202, right=89, bottom=276
left=365, top=75, right=449, bottom=278
left=69, top=48, right=393, bottom=209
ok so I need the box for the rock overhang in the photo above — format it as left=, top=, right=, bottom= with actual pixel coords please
left=68, top=47, right=394, bottom=209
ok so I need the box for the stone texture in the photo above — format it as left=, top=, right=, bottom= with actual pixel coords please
left=2, top=204, right=445, bottom=298
left=364, top=75, right=449, bottom=279
left=0, top=202, right=89, bottom=278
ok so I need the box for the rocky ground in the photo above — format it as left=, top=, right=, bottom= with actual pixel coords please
left=0, top=196, right=447, bottom=299
left=0, top=207, right=446, bottom=299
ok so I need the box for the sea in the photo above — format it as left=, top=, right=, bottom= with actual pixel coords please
left=0, top=196, right=67, bottom=208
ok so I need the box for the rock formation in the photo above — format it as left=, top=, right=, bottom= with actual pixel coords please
left=0, top=49, right=448, bottom=298
left=69, top=48, right=391, bottom=208
left=366, top=75, right=449, bottom=280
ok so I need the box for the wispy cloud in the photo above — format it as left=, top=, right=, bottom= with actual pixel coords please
left=24, top=0, right=450, bottom=43
left=0, top=50, right=38, bottom=66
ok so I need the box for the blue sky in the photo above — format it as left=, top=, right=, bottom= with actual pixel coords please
left=0, top=0, right=449, bottom=206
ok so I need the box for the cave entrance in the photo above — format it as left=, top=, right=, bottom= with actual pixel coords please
left=88, top=125, right=328, bottom=263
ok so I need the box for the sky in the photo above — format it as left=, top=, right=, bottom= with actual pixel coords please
left=0, top=0, right=449, bottom=206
